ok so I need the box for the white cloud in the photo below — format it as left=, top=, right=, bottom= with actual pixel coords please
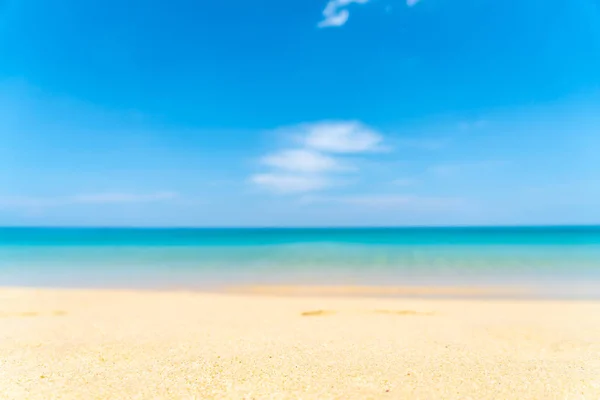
left=261, top=149, right=341, bottom=173
left=252, top=120, right=387, bottom=194
left=318, top=0, right=369, bottom=28
left=302, top=121, right=384, bottom=153
left=251, top=174, right=329, bottom=193
left=318, top=0, right=421, bottom=28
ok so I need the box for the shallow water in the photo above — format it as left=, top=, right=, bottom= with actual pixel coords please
left=1, top=227, right=600, bottom=298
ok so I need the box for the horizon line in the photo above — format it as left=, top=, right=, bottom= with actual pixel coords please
left=1, top=225, right=599, bottom=230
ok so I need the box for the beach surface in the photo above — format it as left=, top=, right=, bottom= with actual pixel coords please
left=1, top=288, right=600, bottom=399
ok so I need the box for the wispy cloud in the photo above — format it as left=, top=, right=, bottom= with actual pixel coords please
left=301, top=121, right=384, bottom=153
left=318, top=0, right=369, bottom=28
left=251, top=174, right=329, bottom=193
left=318, top=0, right=421, bottom=28
left=251, top=121, right=386, bottom=194
left=0, top=192, right=179, bottom=210
left=261, top=149, right=343, bottom=173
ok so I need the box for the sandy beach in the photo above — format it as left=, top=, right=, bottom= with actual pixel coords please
left=1, top=288, right=600, bottom=399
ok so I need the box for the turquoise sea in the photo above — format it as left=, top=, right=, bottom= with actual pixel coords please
left=2, top=227, right=600, bottom=298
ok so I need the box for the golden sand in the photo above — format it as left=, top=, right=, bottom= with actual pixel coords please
left=1, top=288, right=600, bottom=399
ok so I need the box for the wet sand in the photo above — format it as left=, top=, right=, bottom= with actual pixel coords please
left=1, top=287, right=600, bottom=399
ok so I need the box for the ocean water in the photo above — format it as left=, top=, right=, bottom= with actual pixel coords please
left=2, top=227, right=600, bottom=298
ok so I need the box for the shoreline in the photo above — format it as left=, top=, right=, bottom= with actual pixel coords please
left=3, top=280, right=600, bottom=300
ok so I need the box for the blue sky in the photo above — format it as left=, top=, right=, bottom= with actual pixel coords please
left=1, top=0, right=600, bottom=226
